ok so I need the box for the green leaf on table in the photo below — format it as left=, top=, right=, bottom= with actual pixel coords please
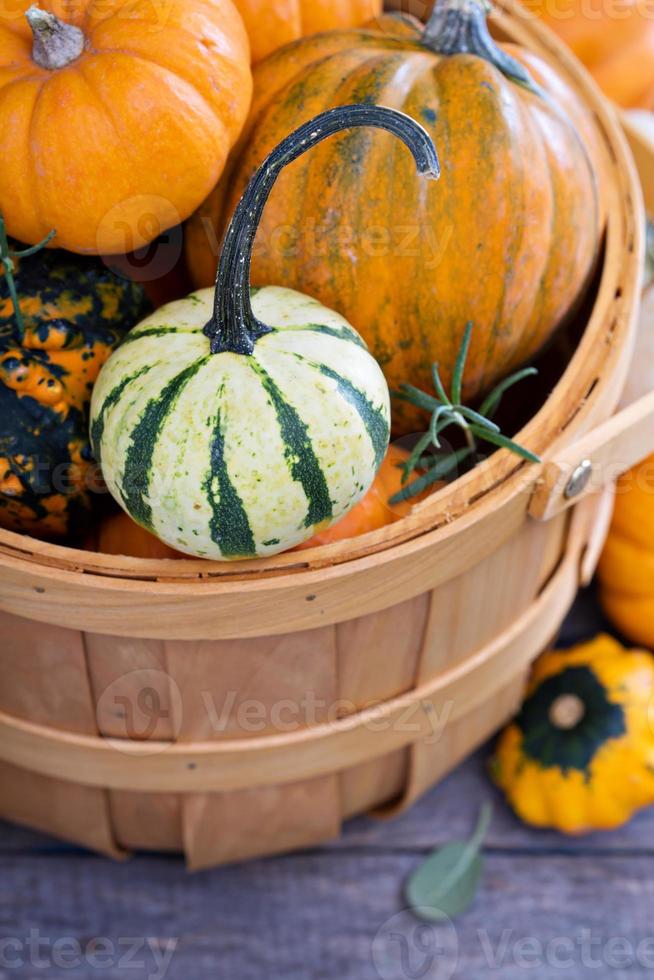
left=405, top=802, right=492, bottom=922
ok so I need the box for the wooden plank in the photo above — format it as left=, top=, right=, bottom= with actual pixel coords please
left=84, top=633, right=183, bottom=852
left=1, top=849, right=653, bottom=980
left=0, top=762, right=123, bottom=860
left=392, top=512, right=566, bottom=812
left=5, top=741, right=654, bottom=857
left=337, top=595, right=428, bottom=817
left=417, top=513, right=566, bottom=681
left=164, top=628, right=341, bottom=868
left=0, top=611, right=122, bottom=858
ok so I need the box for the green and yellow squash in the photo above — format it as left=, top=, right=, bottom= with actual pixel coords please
left=493, top=635, right=654, bottom=833
left=90, top=105, right=439, bottom=559
left=0, top=228, right=148, bottom=538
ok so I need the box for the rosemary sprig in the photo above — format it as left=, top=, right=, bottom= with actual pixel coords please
left=0, top=213, right=56, bottom=342
left=391, top=322, right=541, bottom=504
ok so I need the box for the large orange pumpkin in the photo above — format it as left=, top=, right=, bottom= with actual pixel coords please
left=233, top=0, right=382, bottom=63
left=525, top=0, right=654, bottom=109
left=0, top=0, right=252, bottom=255
left=387, top=0, right=654, bottom=109
left=186, top=0, right=604, bottom=432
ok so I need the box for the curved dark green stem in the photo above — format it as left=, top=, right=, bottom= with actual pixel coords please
left=422, top=0, right=540, bottom=95
left=204, top=104, right=440, bottom=356
left=0, top=215, right=56, bottom=342
left=0, top=214, right=24, bottom=340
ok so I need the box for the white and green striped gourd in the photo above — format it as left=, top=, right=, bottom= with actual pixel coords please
left=90, top=105, right=439, bottom=560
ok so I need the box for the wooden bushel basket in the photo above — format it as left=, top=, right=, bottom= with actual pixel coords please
left=0, top=3, right=652, bottom=869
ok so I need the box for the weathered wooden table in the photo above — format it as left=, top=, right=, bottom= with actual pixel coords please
left=2, top=587, right=653, bottom=980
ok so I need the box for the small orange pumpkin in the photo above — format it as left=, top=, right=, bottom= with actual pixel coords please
left=597, top=256, right=654, bottom=646
left=186, top=0, right=604, bottom=432
left=0, top=0, right=252, bottom=254
left=96, top=511, right=184, bottom=560
left=598, top=455, right=654, bottom=648
left=233, top=0, right=382, bottom=63
left=295, top=444, right=428, bottom=549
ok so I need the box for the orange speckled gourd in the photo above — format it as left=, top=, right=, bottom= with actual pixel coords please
left=0, top=0, right=252, bottom=254
left=233, top=0, right=382, bottom=63
left=186, top=0, right=604, bottom=432
left=0, top=242, right=149, bottom=538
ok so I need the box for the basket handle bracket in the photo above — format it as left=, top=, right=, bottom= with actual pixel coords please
left=530, top=388, right=654, bottom=520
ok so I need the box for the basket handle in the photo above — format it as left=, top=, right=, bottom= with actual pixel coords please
left=529, top=388, right=654, bottom=520
left=530, top=110, right=654, bottom=522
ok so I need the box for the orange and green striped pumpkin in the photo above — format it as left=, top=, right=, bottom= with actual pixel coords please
left=186, top=0, right=605, bottom=433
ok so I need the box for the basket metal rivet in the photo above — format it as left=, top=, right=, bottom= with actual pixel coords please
left=564, top=460, right=593, bottom=499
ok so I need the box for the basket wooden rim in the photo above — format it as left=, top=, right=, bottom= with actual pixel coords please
left=0, top=1, right=644, bottom=625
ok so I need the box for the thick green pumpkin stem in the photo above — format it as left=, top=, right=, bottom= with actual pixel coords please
left=25, top=5, right=85, bottom=70
left=423, top=0, right=539, bottom=94
left=204, top=104, right=440, bottom=356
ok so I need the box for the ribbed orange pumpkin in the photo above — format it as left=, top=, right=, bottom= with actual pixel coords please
left=186, top=0, right=604, bottom=432
left=233, top=0, right=382, bottom=63
left=388, top=0, right=654, bottom=108
left=598, top=455, right=654, bottom=648
left=525, top=0, right=654, bottom=109
left=0, top=0, right=252, bottom=255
